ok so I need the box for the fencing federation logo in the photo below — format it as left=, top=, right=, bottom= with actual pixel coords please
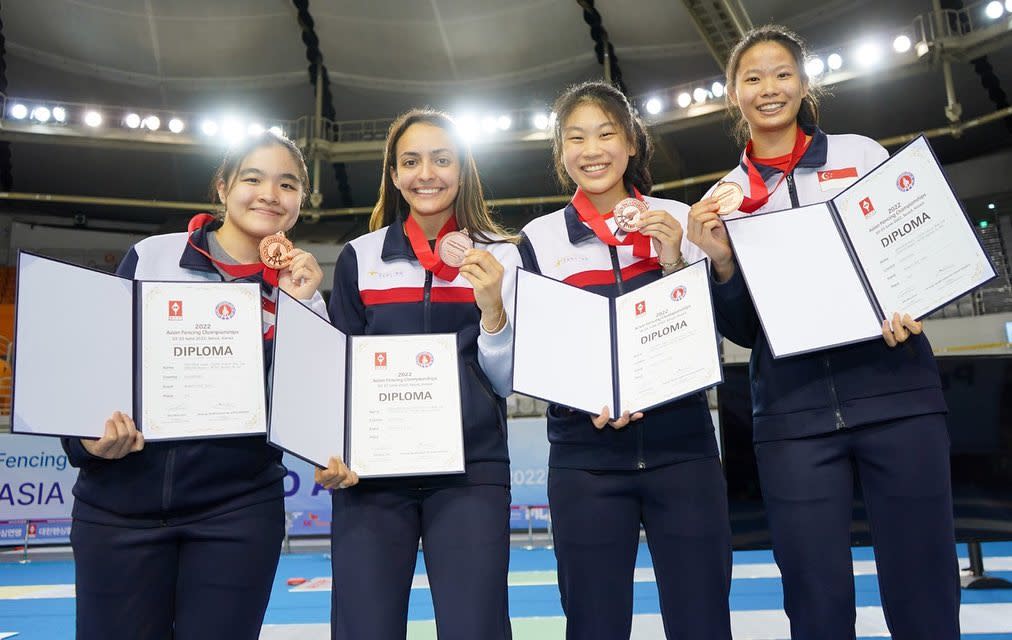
left=896, top=172, right=915, bottom=192
left=215, top=301, right=236, bottom=320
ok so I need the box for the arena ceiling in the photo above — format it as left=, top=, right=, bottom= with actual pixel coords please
left=1, top=0, right=1011, bottom=239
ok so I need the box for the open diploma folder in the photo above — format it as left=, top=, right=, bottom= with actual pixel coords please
left=13, top=252, right=267, bottom=440
left=723, top=136, right=996, bottom=359
left=512, top=259, right=722, bottom=417
left=268, top=291, right=465, bottom=478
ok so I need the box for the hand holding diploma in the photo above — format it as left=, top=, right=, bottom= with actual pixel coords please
left=881, top=312, right=923, bottom=347
left=591, top=406, right=644, bottom=431
left=81, top=411, right=145, bottom=459
left=314, top=456, right=359, bottom=491
left=278, top=248, right=323, bottom=300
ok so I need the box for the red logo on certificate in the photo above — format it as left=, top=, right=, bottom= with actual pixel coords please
left=168, top=300, right=183, bottom=319
left=635, top=301, right=646, bottom=316
left=671, top=286, right=687, bottom=301
left=416, top=352, right=434, bottom=368
left=374, top=352, right=387, bottom=368
left=859, top=197, right=875, bottom=216
left=897, top=172, right=915, bottom=192
left=215, top=301, right=236, bottom=320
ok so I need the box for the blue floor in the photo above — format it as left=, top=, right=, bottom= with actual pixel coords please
left=1, top=542, right=1010, bottom=639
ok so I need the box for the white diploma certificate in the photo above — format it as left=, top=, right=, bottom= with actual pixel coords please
left=725, top=136, right=996, bottom=358
left=512, top=259, right=722, bottom=417
left=12, top=252, right=267, bottom=440
left=139, top=281, right=266, bottom=439
left=269, top=291, right=465, bottom=478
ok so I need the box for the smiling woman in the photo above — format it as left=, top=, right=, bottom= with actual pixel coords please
left=59, top=129, right=330, bottom=640
left=319, top=108, right=522, bottom=640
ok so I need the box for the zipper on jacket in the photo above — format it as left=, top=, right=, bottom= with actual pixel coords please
left=423, top=270, right=433, bottom=333
left=161, top=448, right=176, bottom=512
left=786, top=172, right=800, bottom=208
left=609, top=246, right=625, bottom=295
left=637, top=430, right=646, bottom=470
left=610, top=245, right=645, bottom=468
left=824, top=357, right=846, bottom=429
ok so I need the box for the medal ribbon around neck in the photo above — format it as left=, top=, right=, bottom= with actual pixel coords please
left=186, top=213, right=281, bottom=286
left=739, top=126, right=811, bottom=214
left=404, top=214, right=462, bottom=282
left=571, top=187, right=653, bottom=259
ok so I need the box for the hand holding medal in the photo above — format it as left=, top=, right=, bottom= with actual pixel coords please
left=261, top=231, right=323, bottom=299
left=686, top=194, right=736, bottom=281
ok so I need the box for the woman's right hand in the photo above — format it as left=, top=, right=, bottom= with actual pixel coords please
left=686, top=198, right=735, bottom=282
left=81, top=411, right=144, bottom=459
left=591, top=406, right=644, bottom=431
left=314, top=456, right=360, bottom=491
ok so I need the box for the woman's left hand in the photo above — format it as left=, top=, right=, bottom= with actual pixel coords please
left=882, top=312, right=922, bottom=347
left=458, top=248, right=506, bottom=330
left=279, top=248, right=323, bottom=300
left=636, top=210, right=684, bottom=266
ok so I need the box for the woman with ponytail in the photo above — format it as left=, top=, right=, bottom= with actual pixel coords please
left=62, top=130, right=325, bottom=639
left=518, top=81, right=732, bottom=640
left=687, top=25, right=960, bottom=640
left=320, top=109, right=519, bottom=640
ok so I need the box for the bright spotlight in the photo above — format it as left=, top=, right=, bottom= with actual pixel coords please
left=221, top=118, right=244, bottom=145
left=52, top=106, right=67, bottom=123
left=676, top=92, right=692, bottom=108
left=533, top=113, right=550, bottom=130
left=893, top=35, right=912, bottom=53
left=9, top=103, right=28, bottom=120
left=201, top=120, right=219, bottom=136
left=985, top=1, right=1004, bottom=19
left=805, top=57, right=825, bottom=77
left=988, top=202, right=996, bottom=210
left=168, top=118, right=185, bottom=133
left=645, top=97, right=663, bottom=115
left=481, top=116, right=498, bottom=134
left=247, top=123, right=265, bottom=136
left=855, top=43, right=883, bottom=68
left=455, top=115, right=480, bottom=142
left=827, top=53, right=843, bottom=70
left=1006, top=0, right=1012, bottom=13
left=124, top=113, right=141, bottom=129
left=711, top=82, right=725, bottom=98
left=143, top=115, right=161, bottom=131
left=268, top=126, right=284, bottom=137
left=693, top=87, right=709, bottom=103
left=84, top=111, right=103, bottom=127
left=31, top=106, right=51, bottom=123
left=497, top=115, right=512, bottom=131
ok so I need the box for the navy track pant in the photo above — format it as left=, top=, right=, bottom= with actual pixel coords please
left=71, top=497, right=284, bottom=640
left=329, top=484, right=512, bottom=640
left=548, top=456, right=733, bottom=640
left=755, top=414, right=961, bottom=640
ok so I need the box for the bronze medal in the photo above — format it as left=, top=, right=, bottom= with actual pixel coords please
left=613, top=198, right=648, bottom=232
left=259, top=232, right=294, bottom=269
left=437, top=229, right=473, bottom=267
left=712, top=181, right=744, bottom=216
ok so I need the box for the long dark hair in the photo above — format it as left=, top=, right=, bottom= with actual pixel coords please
left=551, top=81, right=654, bottom=195
left=370, top=109, right=514, bottom=243
left=725, top=24, right=822, bottom=145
